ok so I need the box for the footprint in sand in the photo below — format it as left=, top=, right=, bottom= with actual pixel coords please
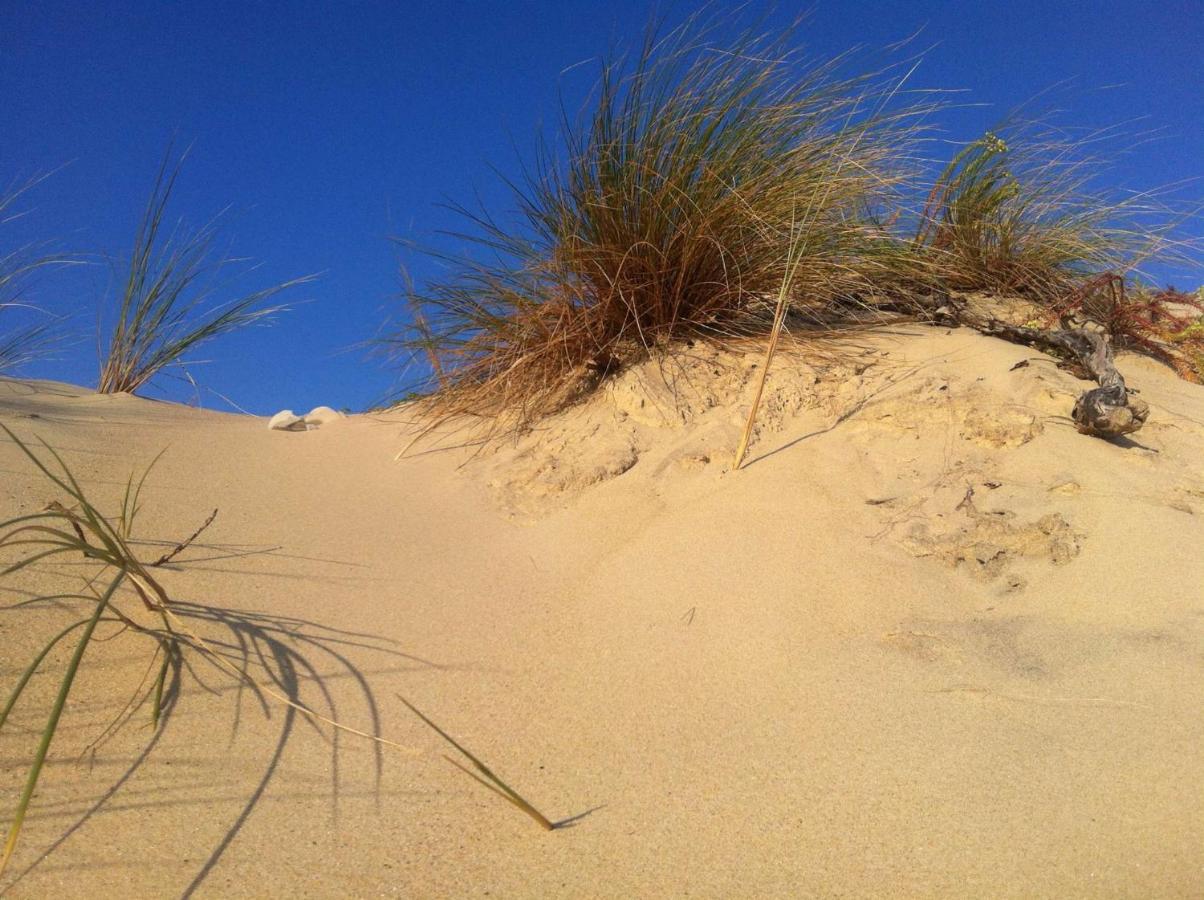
left=881, top=617, right=1050, bottom=682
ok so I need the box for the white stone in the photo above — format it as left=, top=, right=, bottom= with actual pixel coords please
left=303, top=406, right=343, bottom=427
left=268, top=410, right=306, bottom=431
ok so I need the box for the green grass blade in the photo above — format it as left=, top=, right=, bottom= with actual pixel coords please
left=0, top=619, right=91, bottom=731
left=150, top=641, right=173, bottom=728
left=398, top=695, right=555, bottom=831
left=0, top=572, right=125, bottom=876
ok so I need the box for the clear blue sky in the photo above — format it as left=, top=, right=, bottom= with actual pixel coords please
left=3, top=1, right=1201, bottom=413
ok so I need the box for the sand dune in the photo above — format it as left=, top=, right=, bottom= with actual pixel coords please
left=2, top=326, right=1203, bottom=897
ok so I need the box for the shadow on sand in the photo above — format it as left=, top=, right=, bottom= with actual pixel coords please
left=3, top=596, right=443, bottom=897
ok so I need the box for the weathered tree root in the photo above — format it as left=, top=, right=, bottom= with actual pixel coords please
left=908, top=292, right=1149, bottom=438
left=975, top=320, right=1149, bottom=438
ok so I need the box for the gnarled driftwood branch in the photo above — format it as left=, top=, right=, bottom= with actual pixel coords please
left=976, top=320, right=1149, bottom=437
left=909, top=292, right=1149, bottom=438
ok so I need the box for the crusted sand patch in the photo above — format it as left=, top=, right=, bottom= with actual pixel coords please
left=471, top=325, right=1204, bottom=603
left=482, top=341, right=880, bottom=511
left=897, top=506, right=1081, bottom=580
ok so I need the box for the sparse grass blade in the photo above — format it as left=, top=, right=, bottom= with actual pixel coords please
left=0, top=306, right=64, bottom=374
left=0, top=573, right=124, bottom=876
left=398, top=695, right=555, bottom=831
left=97, top=145, right=314, bottom=395
left=1, top=427, right=427, bottom=875
left=0, top=173, right=77, bottom=374
left=0, top=618, right=92, bottom=731
left=150, top=640, right=176, bottom=727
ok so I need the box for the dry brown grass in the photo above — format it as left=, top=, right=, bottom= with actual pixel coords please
left=388, top=13, right=937, bottom=431
left=387, top=20, right=1199, bottom=435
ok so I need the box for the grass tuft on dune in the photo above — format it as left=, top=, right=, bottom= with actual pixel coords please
left=389, top=12, right=939, bottom=429
left=912, top=123, right=1195, bottom=304
left=97, top=147, right=314, bottom=395
left=0, top=174, right=74, bottom=374
left=388, top=16, right=1199, bottom=432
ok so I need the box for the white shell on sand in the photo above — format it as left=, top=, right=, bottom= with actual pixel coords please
left=267, top=410, right=306, bottom=431
left=303, top=406, right=343, bottom=427
left=268, top=406, right=343, bottom=432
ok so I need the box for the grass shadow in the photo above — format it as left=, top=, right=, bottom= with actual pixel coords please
left=3, top=599, right=445, bottom=897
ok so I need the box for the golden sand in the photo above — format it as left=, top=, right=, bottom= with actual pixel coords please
left=2, top=327, right=1202, bottom=897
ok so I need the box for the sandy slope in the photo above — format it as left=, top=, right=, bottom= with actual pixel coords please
left=1, top=326, right=1203, bottom=898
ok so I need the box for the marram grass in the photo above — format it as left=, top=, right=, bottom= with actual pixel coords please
left=390, top=11, right=939, bottom=430
left=0, top=174, right=75, bottom=374
left=97, top=148, right=314, bottom=395
left=391, top=14, right=1198, bottom=433
left=912, top=123, right=1195, bottom=304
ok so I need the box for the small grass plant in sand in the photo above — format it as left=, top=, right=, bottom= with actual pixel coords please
left=0, top=427, right=560, bottom=875
left=911, top=124, right=1194, bottom=306
left=0, top=426, right=427, bottom=875
left=97, top=148, right=314, bottom=394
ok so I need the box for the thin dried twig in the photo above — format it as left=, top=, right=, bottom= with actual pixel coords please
left=151, top=508, right=217, bottom=566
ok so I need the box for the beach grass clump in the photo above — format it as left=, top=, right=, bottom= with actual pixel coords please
left=97, top=149, right=313, bottom=394
left=393, top=13, right=934, bottom=427
left=911, top=125, right=1179, bottom=305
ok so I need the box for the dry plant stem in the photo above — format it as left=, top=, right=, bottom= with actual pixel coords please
left=151, top=508, right=217, bottom=566
left=732, top=287, right=790, bottom=470
left=733, top=210, right=816, bottom=469
left=398, top=695, right=556, bottom=831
